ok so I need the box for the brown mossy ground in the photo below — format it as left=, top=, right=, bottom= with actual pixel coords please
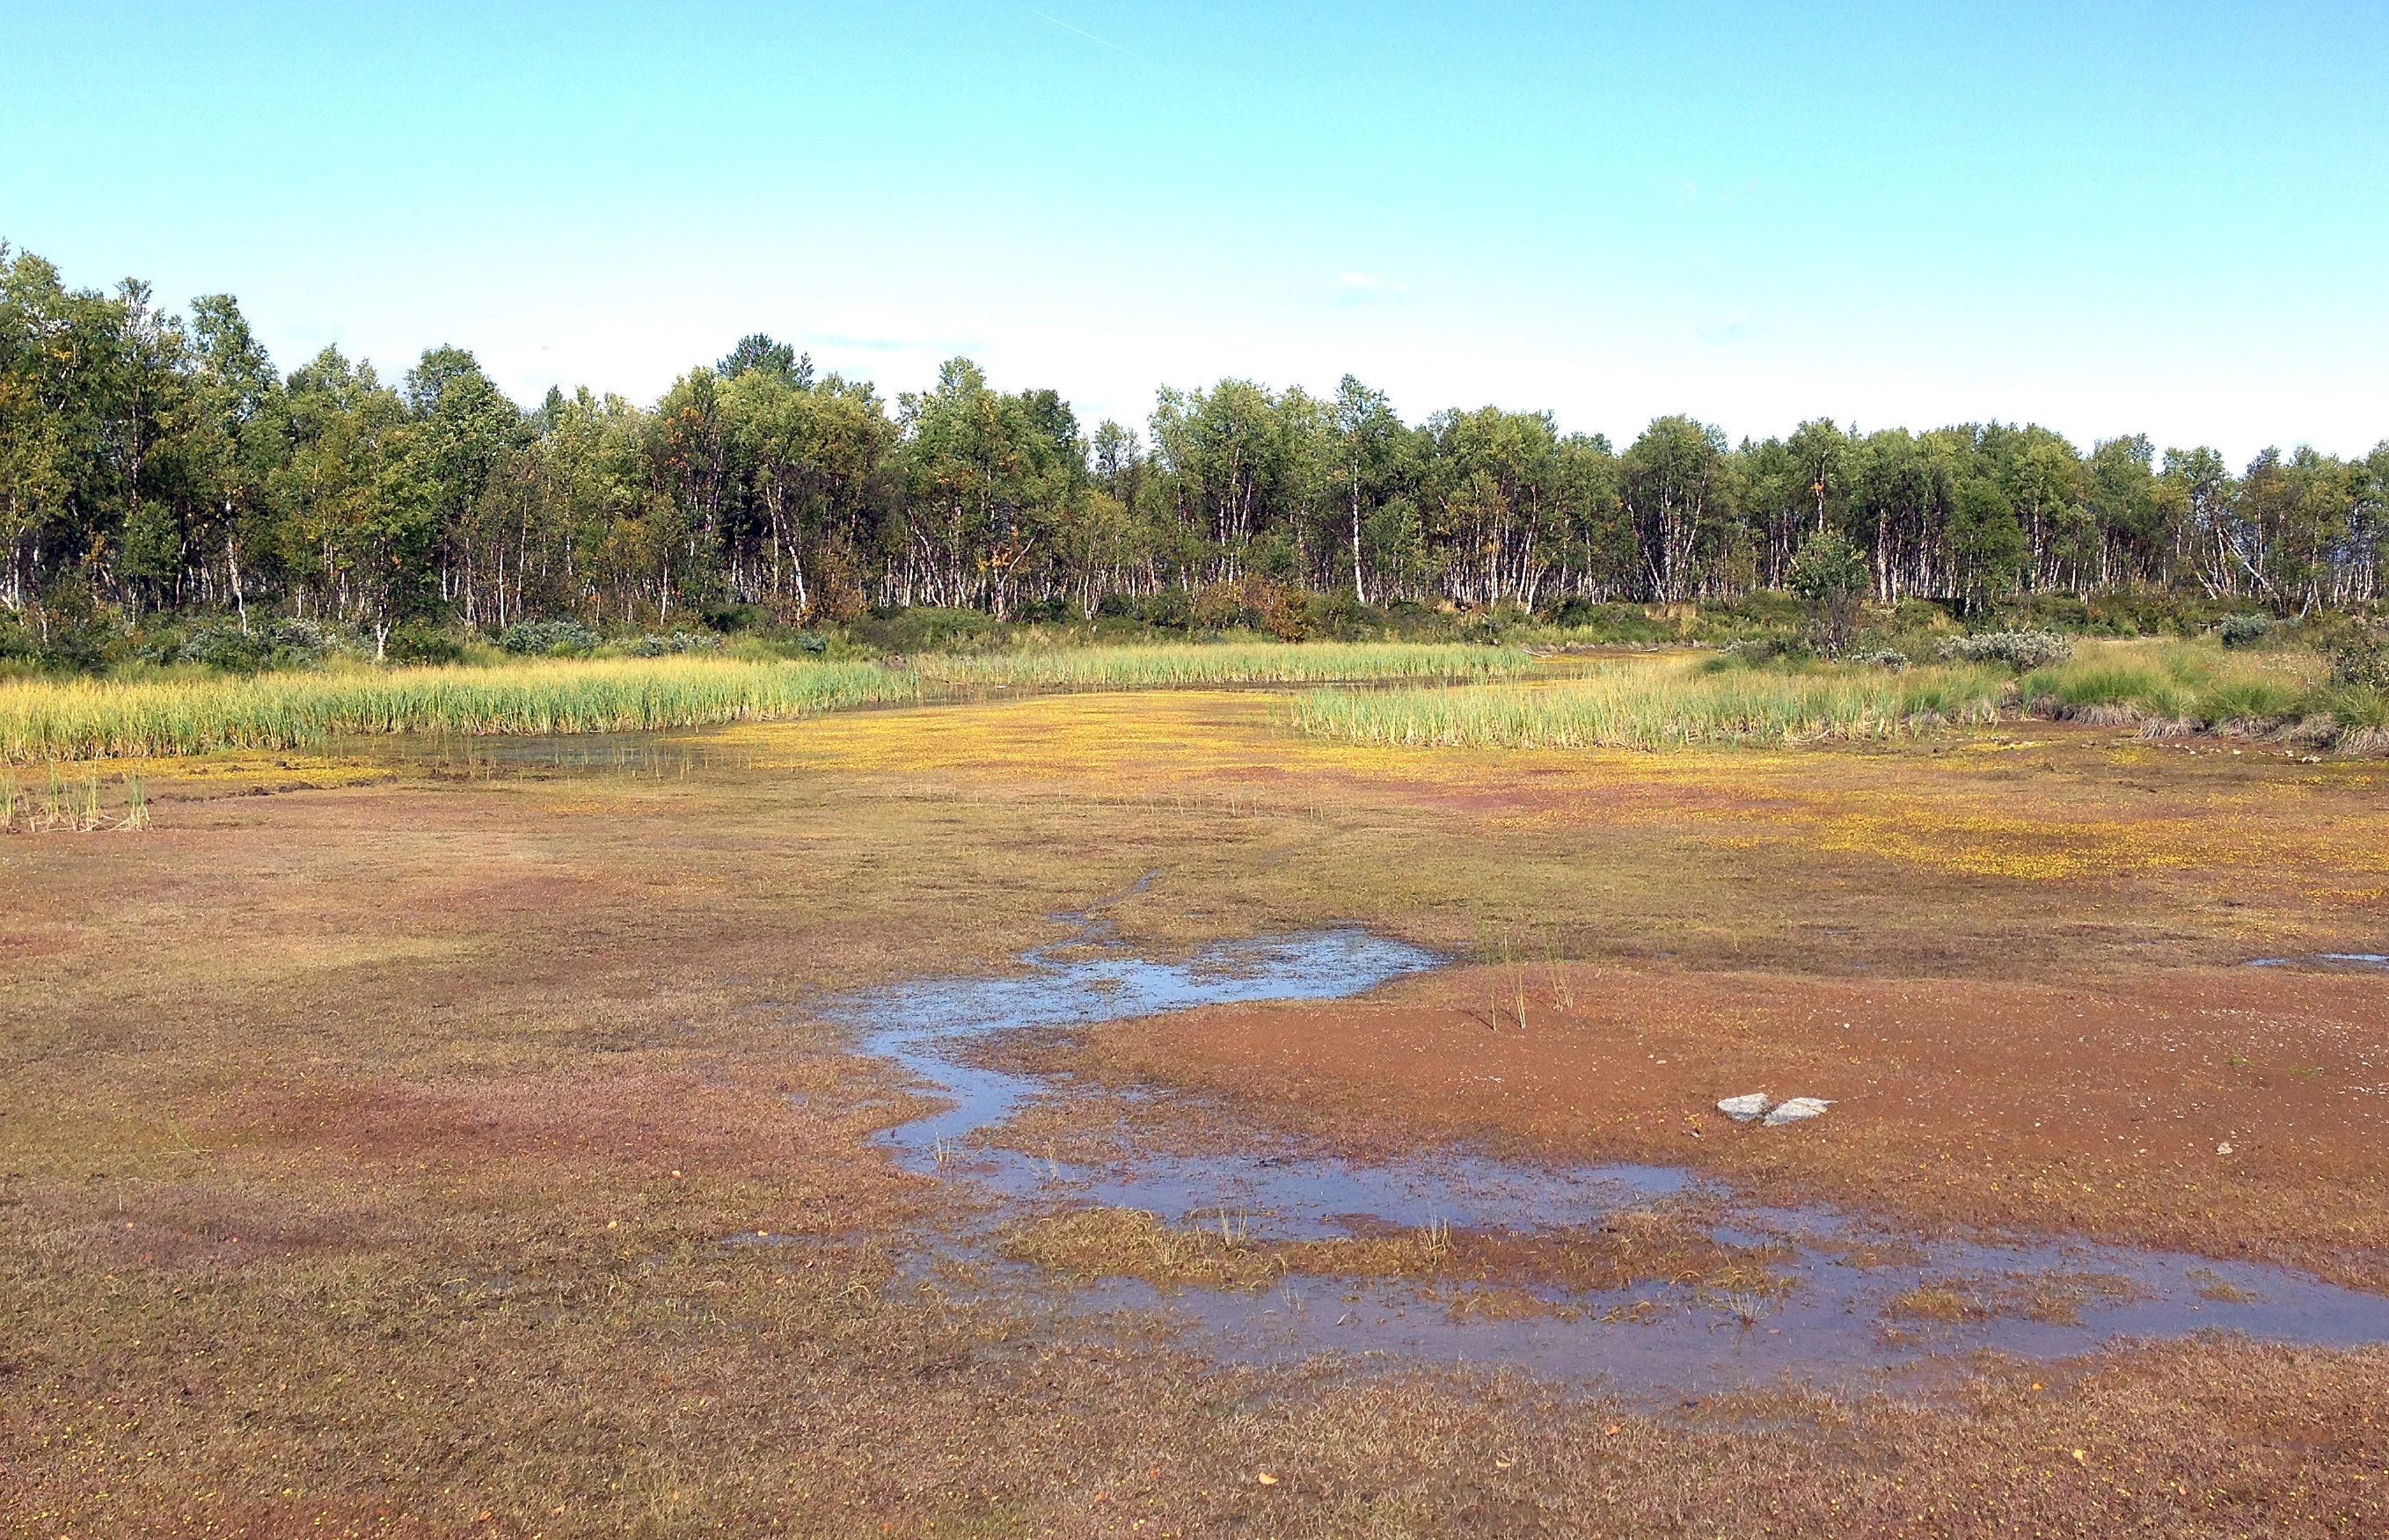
left=1051, top=960, right=2389, bottom=1293
left=4, top=690, right=2387, bottom=1536
left=991, top=1201, right=1791, bottom=1309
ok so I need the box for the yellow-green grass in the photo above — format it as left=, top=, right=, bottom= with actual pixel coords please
left=3, top=642, right=1532, bottom=763
left=913, top=639, right=1531, bottom=690
left=0, top=656, right=921, bottom=763
left=1291, top=655, right=2004, bottom=751
left=2018, top=639, right=2340, bottom=727
left=1931, top=634, right=2381, bottom=751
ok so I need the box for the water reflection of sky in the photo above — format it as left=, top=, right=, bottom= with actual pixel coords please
left=815, top=916, right=2389, bottom=1395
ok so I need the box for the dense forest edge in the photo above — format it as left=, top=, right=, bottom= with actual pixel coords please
left=4, top=240, right=2386, bottom=684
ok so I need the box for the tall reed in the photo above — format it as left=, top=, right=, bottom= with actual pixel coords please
left=1, top=657, right=921, bottom=763
left=2, top=641, right=1532, bottom=763
left=916, top=641, right=1530, bottom=690
left=1292, top=658, right=2005, bottom=751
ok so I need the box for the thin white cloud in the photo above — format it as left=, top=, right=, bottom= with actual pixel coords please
left=1333, top=272, right=1407, bottom=305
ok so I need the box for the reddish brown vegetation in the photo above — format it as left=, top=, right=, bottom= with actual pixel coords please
left=4, top=697, right=2387, bottom=1536
left=1066, top=961, right=2389, bottom=1290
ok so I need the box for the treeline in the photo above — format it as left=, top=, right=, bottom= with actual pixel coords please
left=5, top=243, right=2385, bottom=655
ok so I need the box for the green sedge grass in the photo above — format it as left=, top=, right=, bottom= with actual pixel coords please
left=915, top=640, right=1530, bottom=690
left=1, top=656, right=922, bottom=763
left=1291, top=656, right=2005, bottom=751
left=3, top=641, right=1529, bottom=763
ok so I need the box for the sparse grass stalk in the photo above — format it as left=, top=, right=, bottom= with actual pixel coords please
left=1542, top=931, right=1575, bottom=1013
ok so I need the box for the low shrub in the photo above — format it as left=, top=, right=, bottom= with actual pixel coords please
left=1985, top=592, right=2092, bottom=632
left=384, top=628, right=464, bottom=666
left=2218, top=614, right=2277, bottom=648
left=2081, top=590, right=2210, bottom=637
left=625, top=631, right=725, bottom=657
left=850, top=605, right=1006, bottom=653
left=2329, top=627, right=2389, bottom=690
left=496, top=618, right=603, bottom=655
left=1544, top=598, right=1682, bottom=643
left=698, top=602, right=766, bottom=632
left=1188, top=577, right=1311, bottom=640
left=268, top=617, right=342, bottom=657
left=1009, top=595, right=1076, bottom=624
left=163, top=624, right=274, bottom=673
left=1936, top=631, right=2074, bottom=669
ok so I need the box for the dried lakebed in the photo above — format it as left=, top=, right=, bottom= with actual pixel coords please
left=811, top=901, right=2389, bottom=1395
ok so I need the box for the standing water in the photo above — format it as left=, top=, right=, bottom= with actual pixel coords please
left=817, top=886, right=2389, bottom=1393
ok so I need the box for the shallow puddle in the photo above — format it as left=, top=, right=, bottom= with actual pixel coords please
left=2244, top=952, right=2389, bottom=970
left=822, top=899, right=2389, bottom=1394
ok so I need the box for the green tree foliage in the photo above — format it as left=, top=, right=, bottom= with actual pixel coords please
left=4, top=238, right=2386, bottom=656
left=1787, top=529, right=1870, bottom=653
left=1947, top=478, right=2027, bottom=616
left=719, top=333, right=812, bottom=388
left=1621, top=416, right=1728, bottom=602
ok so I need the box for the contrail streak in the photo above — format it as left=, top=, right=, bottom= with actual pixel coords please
left=1029, top=7, right=1139, bottom=59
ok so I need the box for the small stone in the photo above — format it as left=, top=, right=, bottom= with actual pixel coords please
left=2217, top=1142, right=2233, bottom=1156
left=1716, top=1093, right=1772, bottom=1122
left=1762, top=1097, right=1833, bottom=1127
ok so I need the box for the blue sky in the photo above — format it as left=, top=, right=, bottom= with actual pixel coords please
left=4, top=1, right=2383, bottom=461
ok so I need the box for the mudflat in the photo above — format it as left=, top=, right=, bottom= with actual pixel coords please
left=6, top=690, right=2387, bottom=1536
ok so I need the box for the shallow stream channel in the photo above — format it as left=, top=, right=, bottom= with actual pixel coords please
left=808, top=884, right=2389, bottom=1398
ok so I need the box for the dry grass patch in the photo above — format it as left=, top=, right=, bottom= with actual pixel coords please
left=997, top=1206, right=1450, bottom=1290
left=1883, top=1272, right=2144, bottom=1327
left=994, top=1201, right=1795, bottom=1315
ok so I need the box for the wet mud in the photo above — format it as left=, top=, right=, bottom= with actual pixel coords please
left=822, top=891, right=2389, bottom=1396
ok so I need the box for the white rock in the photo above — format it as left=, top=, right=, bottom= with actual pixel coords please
left=1762, top=1097, right=1833, bottom=1127
left=1716, top=1093, right=1772, bottom=1123
left=2217, top=1142, right=2233, bottom=1156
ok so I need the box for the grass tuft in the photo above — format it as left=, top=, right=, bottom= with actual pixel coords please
left=996, top=1206, right=1451, bottom=1291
